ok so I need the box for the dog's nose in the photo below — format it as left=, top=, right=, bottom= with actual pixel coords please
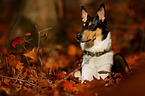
left=76, top=35, right=82, bottom=40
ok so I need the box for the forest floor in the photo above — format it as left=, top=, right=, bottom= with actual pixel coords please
left=0, top=25, right=145, bottom=96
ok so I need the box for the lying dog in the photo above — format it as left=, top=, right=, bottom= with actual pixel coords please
left=75, top=3, right=130, bottom=83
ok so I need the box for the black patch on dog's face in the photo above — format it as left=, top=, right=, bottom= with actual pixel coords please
left=77, top=3, right=110, bottom=41
left=82, top=12, right=108, bottom=40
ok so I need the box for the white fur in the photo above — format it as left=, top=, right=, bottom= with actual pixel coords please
left=79, top=32, right=113, bottom=82
left=81, top=51, right=113, bottom=82
left=81, top=32, right=112, bottom=52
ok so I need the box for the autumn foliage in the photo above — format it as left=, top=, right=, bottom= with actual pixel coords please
left=0, top=1, right=145, bottom=95
left=0, top=26, right=144, bottom=96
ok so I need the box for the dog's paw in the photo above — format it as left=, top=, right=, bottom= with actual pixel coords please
left=74, top=71, right=81, bottom=80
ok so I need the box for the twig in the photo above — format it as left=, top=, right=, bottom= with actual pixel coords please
left=38, top=27, right=53, bottom=33
left=37, top=27, right=52, bottom=51
left=24, top=39, right=36, bottom=47
left=13, top=73, right=20, bottom=85
left=0, top=75, right=39, bottom=88
left=37, top=31, right=40, bottom=52
left=35, top=26, right=42, bottom=79
left=38, top=56, right=43, bottom=79
left=37, top=30, right=43, bottom=79
left=37, top=27, right=52, bottom=79
left=23, top=45, right=28, bottom=52
left=51, top=63, right=83, bottom=87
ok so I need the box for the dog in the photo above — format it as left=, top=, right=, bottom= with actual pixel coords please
left=74, top=3, right=130, bottom=83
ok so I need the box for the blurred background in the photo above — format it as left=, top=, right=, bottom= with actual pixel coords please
left=0, top=0, right=145, bottom=57
left=0, top=1, right=145, bottom=95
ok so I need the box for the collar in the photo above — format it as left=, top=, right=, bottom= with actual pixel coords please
left=83, top=49, right=112, bottom=57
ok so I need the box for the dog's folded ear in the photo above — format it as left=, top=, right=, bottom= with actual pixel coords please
left=81, top=6, right=89, bottom=23
left=97, top=3, right=106, bottom=22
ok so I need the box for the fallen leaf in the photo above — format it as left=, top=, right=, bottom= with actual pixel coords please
left=57, top=71, right=67, bottom=79
left=6, top=54, right=20, bottom=67
left=11, top=37, right=25, bottom=48
left=25, top=33, right=31, bottom=36
left=16, top=61, right=24, bottom=70
left=58, top=80, right=77, bottom=93
left=23, top=48, right=38, bottom=63
left=41, top=33, right=47, bottom=38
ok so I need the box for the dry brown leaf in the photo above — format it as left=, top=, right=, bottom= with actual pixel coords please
left=16, top=61, right=24, bottom=70
left=6, top=54, right=20, bottom=67
left=25, top=33, right=31, bottom=36
left=11, top=37, right=25, bottom=48
left=23, top=48, right=38, bottom=63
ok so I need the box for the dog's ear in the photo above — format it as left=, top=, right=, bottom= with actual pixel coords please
left=81, top=6, right=89, bottom=23
left=97, top=3, right=106, bottom=22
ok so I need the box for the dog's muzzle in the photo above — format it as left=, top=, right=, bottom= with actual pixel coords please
left=76, top=34, right=91, bottom=42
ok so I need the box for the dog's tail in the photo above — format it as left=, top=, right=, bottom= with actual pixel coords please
left=112, top=53, right=131, bottom=76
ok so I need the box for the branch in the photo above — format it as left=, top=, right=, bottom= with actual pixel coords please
left=37, top=30, right=42, bottom=79
left=38, top=55, right=43, bottom=79
left=38, top=27, right=53, bottom=33
left=36, top=27, right=52, bottom=79
left=13, top=73, right=20, bottom=85
left=0, top=75, right=39, bottom=88
left=36, top=27, right=51, bottom=79
left=51, top=60, right=82, bottom=87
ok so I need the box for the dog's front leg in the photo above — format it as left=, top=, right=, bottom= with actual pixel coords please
left=81, top=64, right=95, bottom=83
left=81, top=56, right=96, bottom=83
left=97, top=64, right=112, bottom=79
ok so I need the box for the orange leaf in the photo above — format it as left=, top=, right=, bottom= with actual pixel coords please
left=41, top=33, right=47, bottom=38
left=62, top=80, right=76, bottom=92
left=25, top=33, right=31, bottom=36
left=23, top=48, right=38, bottom=62
left=11, top=37, right=24, bottom=48
left=16, top=61, right=24, bottom=70
left=6, top=54, right=20, bottom=67
left=57, top=71, right=67, bottom=79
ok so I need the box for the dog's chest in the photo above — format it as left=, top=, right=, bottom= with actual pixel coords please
left=79, top=32, right=113, bottom=81
left=81, top=51, right=113, bottom=81
left=82, top=52, right=113, bottom=67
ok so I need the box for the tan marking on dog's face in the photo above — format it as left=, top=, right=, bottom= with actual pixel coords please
left=82, top=28, right=103, bottom=42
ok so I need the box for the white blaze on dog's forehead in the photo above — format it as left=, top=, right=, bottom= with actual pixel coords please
left=82, top=9, right=88, bottom=22
left=97, top=7, right=105, bottom=22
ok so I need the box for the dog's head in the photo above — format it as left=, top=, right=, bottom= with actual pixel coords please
left=76, top=3, right=109, bottom=43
